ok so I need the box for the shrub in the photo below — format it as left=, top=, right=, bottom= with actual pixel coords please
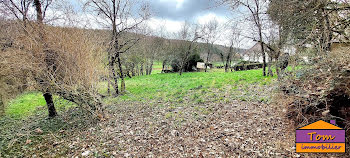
left=0, top=21, right=104, bottom=117
left=171, top=53, right=203, bottom=72
left=278, top=45, right=350, bottom=128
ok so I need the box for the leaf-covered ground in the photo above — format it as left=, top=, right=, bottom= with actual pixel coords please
left=68, top=100, right=296, bottom=157
left=1, top=99, right=296, bottom=157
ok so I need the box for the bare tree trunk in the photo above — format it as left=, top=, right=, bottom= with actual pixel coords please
left=34, top=0, right=57, bottom=118
left=34, top=0, right=43, bottom=23
left=149, top=59, right=153, bottom=75
left=225, top=44, right=233, bottom=73
left=162, top=60, right=167, bottom=73
left=116, top=53, right=125, bottom=93
left=145, top=62, right=148, bottom=75
left=135, top=64, right=139, bottom=76
left=109, top=57, right=119, bottom=96
left=145, top=61, right=151, bottom=75
left=324, top=9, right=332, bottom=52
left=179, top=55, right=188, bottom=76
left=140, top=62, right=144, bottom=75
left=179, top=63, right=184, bottom=76
left=225, top=56, right=231, bottom=72
left=110, top=1, right=120, bottom=96
left=258, top=29, right=266, bottom=76
left=0, top=94, right=4, bottom=117
left=43, top=91, right=57, bottom=117
left=179, top=55, right=187, bottom=76
left=205, top=43, right=211, bottom=72
left=125, top=63, right=132, bottom=78
left=131, top=63, right=136, bottom=76
left=267, top=56, right=273, bottom=77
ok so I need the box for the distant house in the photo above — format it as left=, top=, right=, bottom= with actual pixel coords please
left=242, top=42, right=267, bottom=62
left=243, top=42, right=297, bottom=63
left=196, top=62, right=212, bottom=71
left=196, top=62, right=205, bottom=69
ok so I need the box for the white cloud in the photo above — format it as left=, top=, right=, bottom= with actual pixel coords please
left=147, top=17, right=184, bottom=35
left=196, top=12, right=227, bottom=26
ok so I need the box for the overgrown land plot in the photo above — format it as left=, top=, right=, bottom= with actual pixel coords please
left=0, top=69, right=293, bottom=157
left=1, top=0, right=349, bottom=157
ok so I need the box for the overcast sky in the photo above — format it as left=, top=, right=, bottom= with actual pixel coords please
left=147, top=0, right=230, bottom=20
left=144, top=0, right=254, bottom=48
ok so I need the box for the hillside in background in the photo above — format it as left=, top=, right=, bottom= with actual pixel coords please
left=81, top=27, right=247, bottom=63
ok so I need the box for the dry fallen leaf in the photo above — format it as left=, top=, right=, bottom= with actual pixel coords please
left=322, top=110, right=330, bottom=116
left=25, top=139, right=31, bottom=144
left=35, top=128, right=43, bottom=134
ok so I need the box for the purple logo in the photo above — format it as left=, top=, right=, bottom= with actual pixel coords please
left=295, top=120, right=345, bottom=153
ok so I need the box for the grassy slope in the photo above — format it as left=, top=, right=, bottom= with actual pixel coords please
left=4, top=66, right=275, bottom=118
left=101, top=68, right=275, bottom=105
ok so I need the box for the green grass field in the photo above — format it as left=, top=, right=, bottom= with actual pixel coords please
left=4, top=92, right=76, bottom=118
left=102, top=69, right=275, bottom=103
left=4, top=67, right=276, bottom=118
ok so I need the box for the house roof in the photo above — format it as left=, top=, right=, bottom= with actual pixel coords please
left=298, top=120, right=342, bottom=130
left=243, top=42, right=272, bottom=55
left=244, top=42, right=261, bottom=54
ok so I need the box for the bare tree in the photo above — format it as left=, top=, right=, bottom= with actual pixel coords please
left=0, top=0, right=59, bottom=117
left=268, top=0, right=350, bottom=53
left=33, top=0, right=59, bottom=117
left=177, top=22, right=201, bottom=75
left=224, top=24, right=243, bottom=72
left=85, top=0, right=150, bottom=95
left=222, top=0, right=268, bottom=76
left=265, top=0, right=350, bottom=80
left=0, top=0, right=104, bottom=118
left=0, top=0, right=32, bottom=26
left=202, top=19, right=219, bottom=72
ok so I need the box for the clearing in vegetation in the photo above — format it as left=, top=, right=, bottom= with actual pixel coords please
left=2, top=68, right=335, bottom=157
